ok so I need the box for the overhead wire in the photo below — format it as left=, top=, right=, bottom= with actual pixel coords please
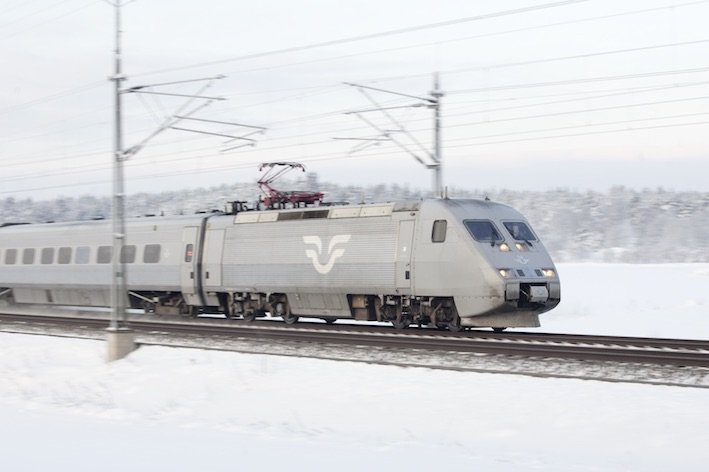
left=0, top=0, right=99, bottom=41
left=3, top=0, right=700, bottom=120
left=5, top=66, right=709, bottom=161
left=0, top=1, right=698, bottom=120
left=5, top=76, right=709, bottom=174
left=448, top=65, right=709, bottom=94
left=0, top=0, right=45, bottom=17
left=446, top=94, right=709, bottom=128
left=5, top=63, right=709, bottom=150
left=359, top=38, right=709, bottom=84
left=202, top=1, right=709, bottom=81
left=6, top=1, right=709, bottom=196
left=5, top=105, right=709, bottom=187
left=0, top=0, right=74, bottom=29
left=5, top=117, right=709, bottom=197
left=131, top=0, right=592, bottom=78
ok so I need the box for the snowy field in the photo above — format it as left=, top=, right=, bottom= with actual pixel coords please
left=1, top=263, right=708, bottom=471
left=543, top=263, right=709, bottom=340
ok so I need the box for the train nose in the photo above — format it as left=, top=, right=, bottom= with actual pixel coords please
left=505, top=281, right=559, bottom=307
left=527, top=285, right=549, bottom=303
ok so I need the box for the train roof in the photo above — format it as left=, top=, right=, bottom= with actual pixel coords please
left=0, top=197, right=518, bottom=234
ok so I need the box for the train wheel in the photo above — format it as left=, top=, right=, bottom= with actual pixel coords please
left=447, top=316, right=463, bottom=332
left=492, top=327, right=507, bottom=333
left=228, top=300, right=243, bottom=320
left=243, top=311, right=257, bottom=322
left=142, top=300, right=156, bottom=314
left=323, top=318, right=337, bottom=325
left=391, top=316, right=411, bottom=330
left=273, top=300, right=299, bottom=325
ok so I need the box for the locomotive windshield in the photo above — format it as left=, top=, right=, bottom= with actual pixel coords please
left=464, top=220, right=503, bottom=242
left=503, top=221, right=537, bottom=241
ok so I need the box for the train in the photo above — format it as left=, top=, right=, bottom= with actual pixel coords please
left=0, top=197, right=560, bottom=331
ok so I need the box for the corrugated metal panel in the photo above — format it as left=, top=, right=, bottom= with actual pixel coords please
left=221, top=217, right=398, bottom=292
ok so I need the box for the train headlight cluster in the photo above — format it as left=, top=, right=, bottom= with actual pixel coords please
left=515, top=242, right=528, bottom=251
left=498, top=243, right=511, bottom=252
left=542, top=268, right=556, bottom=278
left=499, top=269, right=514, bottom=278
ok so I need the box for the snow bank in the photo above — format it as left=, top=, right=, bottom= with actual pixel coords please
left=1, top=332, right=708, bottom=471
left=1, top=263, right=708, bottom=470
left=545, top=263, right=709, bottom=339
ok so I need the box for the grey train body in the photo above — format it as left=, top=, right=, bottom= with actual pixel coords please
left=0, top=199, right=561, bottom=329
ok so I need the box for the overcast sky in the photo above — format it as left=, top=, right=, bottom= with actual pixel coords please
left=1, top=0, right=709, bottom=199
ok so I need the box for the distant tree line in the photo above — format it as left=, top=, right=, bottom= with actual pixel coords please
left=1, top=178, right=706, bottom=263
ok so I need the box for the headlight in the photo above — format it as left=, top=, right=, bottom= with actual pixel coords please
left=499, top=269, right=514, bottom=278
left=542, top=268, right=556, bottom=278
left=498, top=243, right=511, bottom=252
left=515, top=242, right=527, bottom=251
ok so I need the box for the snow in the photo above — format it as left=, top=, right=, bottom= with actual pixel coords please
left=544, top=264, right=709, bottom=340
left=1, top=264, right=709, bottom=471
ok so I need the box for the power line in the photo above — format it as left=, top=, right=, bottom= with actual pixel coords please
left=0, top=80, right=105, bottom=116
left=448, top=65, right=709, bottom=94
left=5, top=79, right=709, bottom=173
left=2, top=0, right=700, bottom=120
left=443, top=79, right=709, bottom=119
left=3, top=71, right=707, bottom=156
left=211, top=1, right=709, bottom=80
left=6, top=116, right=709, bottom=195
left=448, top=94, right=709, bottom=128
left=5, top=112, right=709, bottom=193
left=131, top=0, right=592, bottom=77
left=361, top=38, right=709, bottom=85
left=0, top=0, right=98, bottom=41
left=451, top=119, right=709, bottom=148
left=0, top=0, right=73, bottom=29
left=0, top=0, right=45, bottom=17
left=445, top=110, right=709, bottom=143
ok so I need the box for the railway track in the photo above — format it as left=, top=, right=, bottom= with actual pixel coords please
left=2, top=311, right=709, bottom=368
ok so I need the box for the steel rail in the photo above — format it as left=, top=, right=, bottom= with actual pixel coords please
left=1, top=312, right=709, bottom=368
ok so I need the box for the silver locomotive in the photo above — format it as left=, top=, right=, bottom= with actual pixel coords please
left=0, top=198, right=560, bottom=331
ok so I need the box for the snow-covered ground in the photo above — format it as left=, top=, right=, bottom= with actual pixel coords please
left=544, top=263, right=709, bottom=340
left=1, top=263, right=708, bottom=471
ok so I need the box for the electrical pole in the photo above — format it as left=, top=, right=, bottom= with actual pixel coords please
left=431, top=72, right=444, bottom=197
left=102, top=1, right=259, bottom=361
left=341, top=72, right=445, bottom=197
left=106, top=0, right=135, bottom=361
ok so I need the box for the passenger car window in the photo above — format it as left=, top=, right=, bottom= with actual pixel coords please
left=503, top=221, right=537, bottom=241
left=184, top=244, right=194, bottom=263
left=75, top=246, right=90, bottom=264
left=464, top=220, right=503, bottom=242
left=22, top=248, right=36, bottom=265
left=143, top=244, right=161, bottom=263
left=431, top=220, right=447, bottom=243
left=5, top=249, right=17, bottom=265
left=41, top=248, right=55, bottom=264
left=97, top=246, right=112, bottom=264
left=120, top=245, right=136, bottom=264
left=58, top=247, right=72, bottom=264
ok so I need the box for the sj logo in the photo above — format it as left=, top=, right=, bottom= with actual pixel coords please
left=303, top=235, right=351, bottom=274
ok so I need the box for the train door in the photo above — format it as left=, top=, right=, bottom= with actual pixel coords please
left=396, top=220, right=415, bottom=290
left=180, top=226, right=200, bottom=305
left=202, top=228, right=225, bottom=290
